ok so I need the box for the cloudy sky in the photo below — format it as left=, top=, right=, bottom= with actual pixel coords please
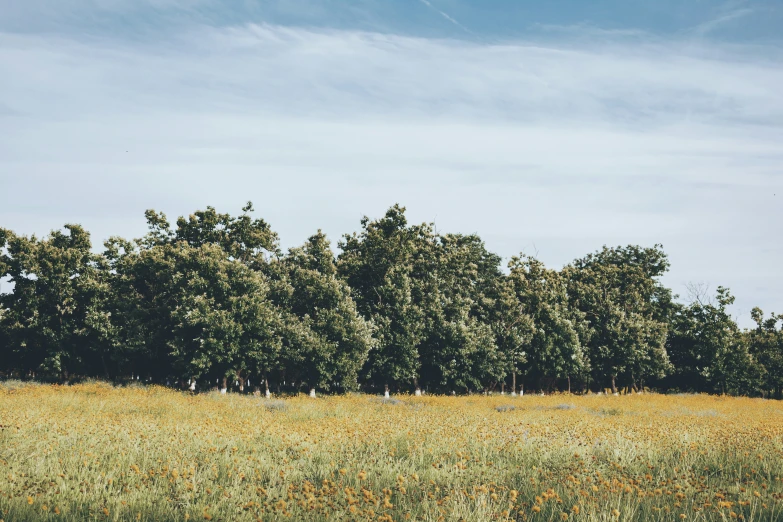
left=1, top=0, right=781, bottom=325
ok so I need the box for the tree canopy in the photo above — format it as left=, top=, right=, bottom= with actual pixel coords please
left=1, top=204, right=778, bottom=397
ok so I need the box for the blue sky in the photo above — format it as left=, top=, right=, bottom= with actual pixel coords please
left=0, top=0, right=781, bottom=326
left=4, top=0, right=783, bottom=42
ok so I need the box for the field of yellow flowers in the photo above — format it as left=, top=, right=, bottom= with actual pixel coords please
left=1, top=382, right=782, bottom=522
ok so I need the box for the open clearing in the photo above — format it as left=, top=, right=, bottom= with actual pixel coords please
left=1, top=383, right=782, bottom=521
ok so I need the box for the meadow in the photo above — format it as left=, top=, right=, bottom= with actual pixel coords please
left=1, top=383, right=782, bottom=522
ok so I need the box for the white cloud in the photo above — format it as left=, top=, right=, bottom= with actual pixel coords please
left=691, top=7, right=755, bottom=36
left=417, top=0, right=475, bottom=36
left=0, top=24, right=781, bottom=324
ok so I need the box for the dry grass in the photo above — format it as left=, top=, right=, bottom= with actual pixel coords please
left=1, top=383, right=782, bottom=521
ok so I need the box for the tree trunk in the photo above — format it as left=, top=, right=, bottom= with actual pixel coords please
left=221, top=376, right=227, bottom=394
left=414, top=377, right=421, bottom=396
left=567, top=376, right=571, bottom=394
left=501, top=382, right=505, bottom=395
left=384, top=384, right=390, bottom=399
left=511, top=371, right=517, bottom=397
left=611, top=375, right=617, bottom=394
left=101, top=356, right=111, bottom=381
left=237, top=372, right=245, bottom=393
left=265, top=377, right=271, bottom=399
left=309, top=388, right=316, bottom=398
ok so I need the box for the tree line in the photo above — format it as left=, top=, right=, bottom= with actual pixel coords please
left=1, top=204, right=781, bottom=398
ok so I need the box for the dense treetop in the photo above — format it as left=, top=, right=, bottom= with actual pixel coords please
left=1, top=203, right=781, bottom=397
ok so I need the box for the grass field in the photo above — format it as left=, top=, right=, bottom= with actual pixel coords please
left=1, top=383, right=782, bottom=521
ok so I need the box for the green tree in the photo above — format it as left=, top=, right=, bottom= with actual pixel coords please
left=0, top=307, right=7, bottom=376
left=566, top=245, right=672, bottom=393
left=2, top=203, right=777, bottom=400
left=489, top=277, right=534, bottom=395
left=338, top=205, right=431, bottom=394
left=168, top=245, right=279, bottom=392
left=174, top=202, right=279, bottom=265
left=106, top=207, right=283, bottom=390
left=270, top=231, right=373, bottom=396
left=507, top=255, right=586, bottom=393
left=123, top=205, right=372, bottom=397
left=142, top=203, right=279, bottom=263
left=104, top=236, right=176, bottom=382
left=748, top=308, right=782, bottom=398
left=0, top=225, right=112, bottom=382
left=108, top=237, right=279, bottom=390
left=418, top=234, right=505, bottom=394
left=667, top=287, right=761, bottom=395
left=1, top=228, right=13, bottom=375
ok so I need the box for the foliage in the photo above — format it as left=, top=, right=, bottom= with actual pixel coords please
left=748, top=308, right=783, bottom=398
left=0, top=204, right=778, bottom=396
left=0, top=225, right=112, bottom=381
left=667, top=287, right=761, bottom=396
left=417, top=233, right=505, bottom=393
left=337, top=205, right=431, bottom=391
left=270, top=231, right=373, bottom=392
left=566, top=245, right=672, bottom=392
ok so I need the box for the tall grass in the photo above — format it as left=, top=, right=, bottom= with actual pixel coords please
left=1, top=383, right=782, bottom=521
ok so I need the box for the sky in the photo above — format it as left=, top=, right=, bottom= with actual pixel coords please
left=0, top=0, right=781, bottom=326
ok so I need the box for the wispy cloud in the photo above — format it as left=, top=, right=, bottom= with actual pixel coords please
left=691, top=7, right=755, bottom=36
left=0, top=23, right=781, bottom=324
left=417, top=0, right=475, bottom=36
left=3, top=25, right=779, bottom=127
